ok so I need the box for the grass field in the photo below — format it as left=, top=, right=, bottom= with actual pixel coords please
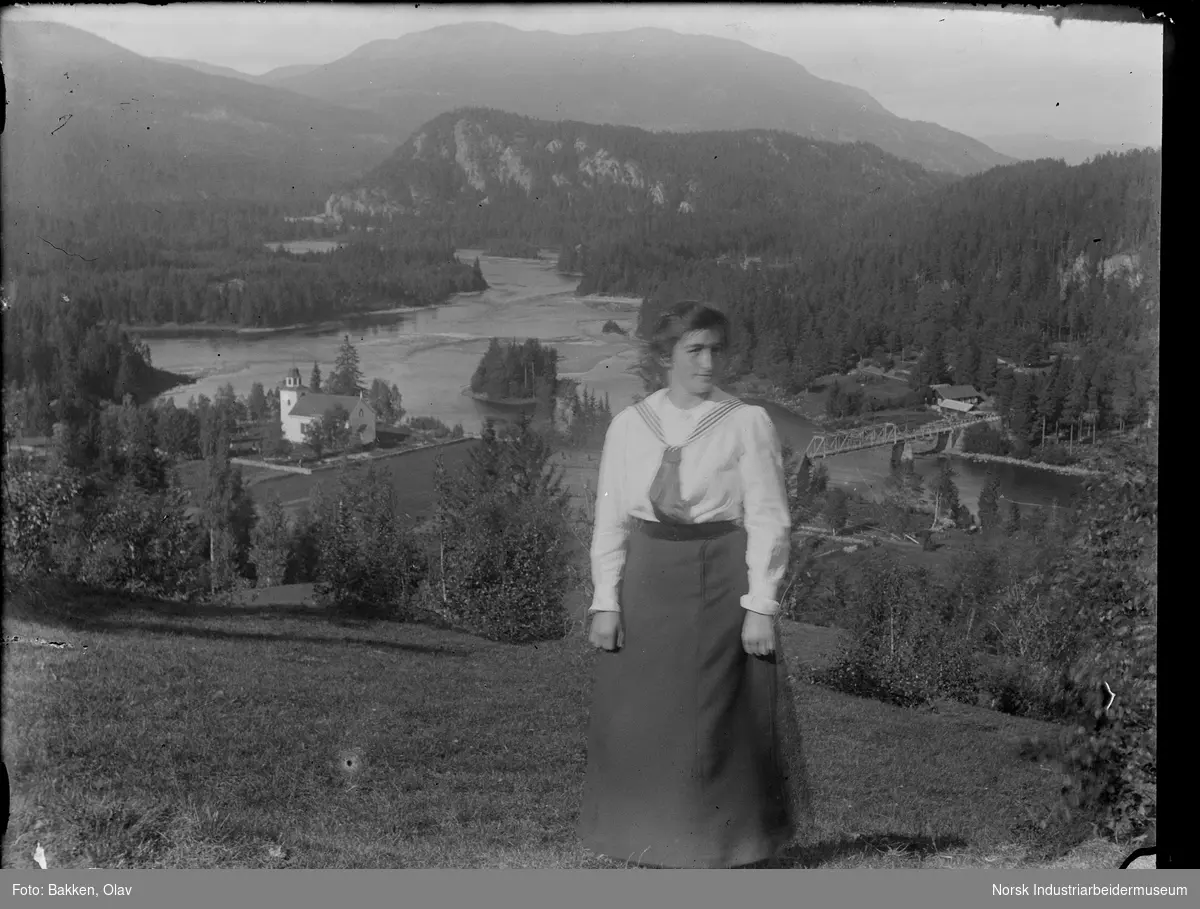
left=3, top=581, right=1131, bottom=871
left=173, top=441, right=481, bottom=521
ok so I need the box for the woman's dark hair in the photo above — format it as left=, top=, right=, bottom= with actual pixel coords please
left=648, top=300, right=731, bottom=361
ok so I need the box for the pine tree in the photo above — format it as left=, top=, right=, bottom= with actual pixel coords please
left=126, top=407, right=166, bottom=492
left=251, top=493, right=291, bottom=588
left=1064, top=368, right=1090, bottom=447
left=1004, top=500, right=1022, bottom=536
left=201, top=427, right=256, bottom=592
left=975, top=351, right=998, bottom=394
left=953, top=336, right=980, bottom=385
left=993, top=368, right=1016, bottom=414
left=388, top=383, right=405, bottom=424
left=933, top=458, right=960, bottom=524
left=1035, top=363, right=1063, bottom=444
left=471, top=338, right=506, bottom=398
left=823, top=487, right=850, bottom=534
left=977, top=472, right=1003, bottom=534
left=1008, top=373, right=1038, bottom=445
left=1109, top=367, right=1138, bottom=432
left=262, top=412, right=285, bottom=457
left=365, top=379, right=404, bottom=426
left=331, top=335, right=364, bottom=396
left=309, top=362, right=323, bottom=393
left=247, top=382, right=267, bottom=422
left=914, top=331, right=949, bottom=388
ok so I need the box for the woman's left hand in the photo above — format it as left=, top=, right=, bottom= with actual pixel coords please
left=742, top=611, right=776, bottom=657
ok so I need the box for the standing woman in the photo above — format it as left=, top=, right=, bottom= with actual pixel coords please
left=578, top=300, right=806, bottom=869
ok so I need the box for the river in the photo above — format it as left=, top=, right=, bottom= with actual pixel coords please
left=147, top=251, right=1082, bottom=515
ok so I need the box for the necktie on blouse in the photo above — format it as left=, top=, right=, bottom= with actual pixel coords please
left=648, top=445, right=687, bottom=524
left=634, top=396, right=744, bottom=526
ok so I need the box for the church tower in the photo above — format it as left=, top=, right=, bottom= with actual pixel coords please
left=279, top=367, right=306, bottom=418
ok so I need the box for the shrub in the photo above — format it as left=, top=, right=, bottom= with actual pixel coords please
left=961, top=422, right=1008, bottom=455
left=251, top=493, right=291, bottom=588
left=813, top=555, right=978, bottom=708
left=1008, top=437, right=1032, bottom=460
left=986, top=658, right=1072, bottom=720
left=1036, top=444, right=1074, bottom=466
left=822, top=487, right=850, bottom=534
left=1048, top=464, right=1157, bottom=839
left=2, top=454, right=81, bottom=580
left=780, top=553, right=846, bottom=628
left=407, top=416, right=453, bottom=438
left=978, top=576, right=1078, bottom=719
left=285, top=502, right=322, bottom=584
left=59, top=478, right=201, bottom=600
left=3, top=455, right=201, bottom=600
left=313, top=464, right=428, bottom=618
left=428, top=416, right=573, bottom=643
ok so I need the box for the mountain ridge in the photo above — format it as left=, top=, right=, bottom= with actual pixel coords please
left=263, top=21, right=1013, bottom=177
left=1, top=21, right=399, bottom=210
left=978, top=133, right=1154, bottom=166
left=322, top=106, right=955, bottom=255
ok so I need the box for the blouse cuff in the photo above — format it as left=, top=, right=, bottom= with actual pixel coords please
left=740, top=593, right=779, bottom=616
left=588, top=599, right=621, bottom=614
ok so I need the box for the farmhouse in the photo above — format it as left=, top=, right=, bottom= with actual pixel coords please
left=930, top=384, right=985, bottom=414
left=278, top=368, right=377, bottom=445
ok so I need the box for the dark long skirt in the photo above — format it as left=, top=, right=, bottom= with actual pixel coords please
left=578, top=519, right=804, bottom=869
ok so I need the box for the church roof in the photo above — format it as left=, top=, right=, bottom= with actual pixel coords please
left=288, top=393, right=374, bottom=419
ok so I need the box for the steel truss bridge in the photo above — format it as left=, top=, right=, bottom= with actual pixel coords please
left=803, top=412, right=1002, bottom=460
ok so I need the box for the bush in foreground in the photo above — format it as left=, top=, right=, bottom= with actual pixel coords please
left=1049, top=462, right=1157, bottom=839
left=312, top=464, right=428, bottom=619
left=428, top=416, right=573, bottom=643
left=3, top=452, right=201, bottom=600
left=813, top=554, right=979, bottom=709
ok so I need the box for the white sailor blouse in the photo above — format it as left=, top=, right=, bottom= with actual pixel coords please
left=589, top=387, right=792, bottom=617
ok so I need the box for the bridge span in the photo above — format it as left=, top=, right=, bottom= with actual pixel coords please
left=803, top=412, right=1001, bottom=460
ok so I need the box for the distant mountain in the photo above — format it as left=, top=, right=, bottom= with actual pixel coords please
left=256, top=62, right=322, bottom=84
left=978, top=133, right=1153, bottom=166
left=1, top=21, right=399, bottom=213
left=152, top=57, right=257, bottom=81
left=154, top=57, right=323, bottom=86
left=268, top=22, right=1013, bottom=177
left=326, top=107, right=953, bottom=253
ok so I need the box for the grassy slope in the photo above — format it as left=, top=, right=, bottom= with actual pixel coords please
left=4, top=586, right=1127, bottom=871
left=2, top=448, right=1132, bottom=870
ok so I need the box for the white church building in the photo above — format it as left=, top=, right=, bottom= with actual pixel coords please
left=278, top=367, right=377, bottom=446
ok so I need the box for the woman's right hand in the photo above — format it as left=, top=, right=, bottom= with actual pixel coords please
left=588, top=611, right=624, bottom=651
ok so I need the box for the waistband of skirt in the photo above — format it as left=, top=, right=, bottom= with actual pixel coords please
left=633, top=517, right=740, bottom=542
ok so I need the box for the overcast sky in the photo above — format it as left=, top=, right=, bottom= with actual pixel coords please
left=4, top=3, right=1164, bottom=146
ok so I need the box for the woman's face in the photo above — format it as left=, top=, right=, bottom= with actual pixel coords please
left=667, top=328, right=726, bottom=397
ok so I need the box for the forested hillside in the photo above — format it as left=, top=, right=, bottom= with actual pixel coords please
left=3, top=231, right=487, bottom=329
left=331, top=107, right=953, bottom=253
left=577, top=148, right=1159, bottom=449
left=609, top=149, right=1160, bottom=374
